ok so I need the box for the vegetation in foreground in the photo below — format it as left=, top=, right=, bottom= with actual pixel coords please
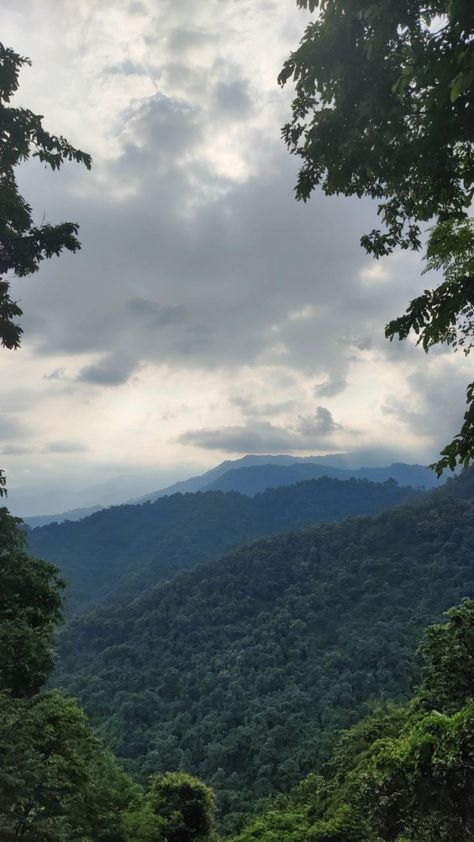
left=3, top=498, right=474, bottom=840
left=233, top=599, right=474, bottom=842
left=0, top=506, right=216, bottom=841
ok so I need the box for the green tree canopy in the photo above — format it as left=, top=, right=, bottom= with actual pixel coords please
left=233, top=599, right=474, bottom=842
left=0, top=507, right=63, bottom=697
left=0, top=42, right=91, bottom=351
left=148, top=772, right=216, bottom=842
left=0, top=689, right=140, bottom=842
left=279, top=0, right=474, bottom=473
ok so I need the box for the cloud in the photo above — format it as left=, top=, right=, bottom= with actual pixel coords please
left=0, top=0, right=465, bottom=502
left=0, top=444, right=33, bottom=456
left=127, top=298, right=187, bottom=327
left=42, top=441, right=89, bottom=454
left=314, top=376, right=348, bottom=398
left=382, top=356, right=472, bottom=446
left=177, top=405, right=344, bottom=453
left=231, top=395, right=298, bottom=418
left=0, top=414, right=28, bottom=441
left=214, top=79, right=253, bottom=117
left=76, top=355, right=140, bottom=386
left=297, top=406, right=341, bottom=436
left=43, top=368, right=67, bottom=381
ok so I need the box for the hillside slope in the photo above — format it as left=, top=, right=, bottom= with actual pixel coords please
left=28, top=477, right=420, bottom=613
left=55, top=472, right=474, bottom=832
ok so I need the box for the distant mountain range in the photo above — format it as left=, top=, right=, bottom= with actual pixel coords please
left=129, top=455, right=444, bottom=504
left=22, top=454, right=444, bottom=528
left=27, top=475, right=422, bottom=614
left=24, top=505, right=105, bottom=529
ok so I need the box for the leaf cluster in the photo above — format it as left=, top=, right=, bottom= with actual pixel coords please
left=0, top=43, right=91, bottom=349
left=279, top=1, right=473, bottom=256
left=280, top=1, right=474, bottom=472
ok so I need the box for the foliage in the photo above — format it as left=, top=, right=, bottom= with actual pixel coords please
left=0, top=500, right=218, bottom=841
left=0, top=689, right=140, bottom=841
left=279, top=1, right=474, bottom=472
left=232, top=600, right=474, bottom=842
left=0, top=507, right=63, bottom=697
left=0, top=42, right=91, bottom=350
left=149, top=772, right=215, bottom=842
left=55, top=469, right=474, bottom=832
left=27, top=476, right=422, bottom=614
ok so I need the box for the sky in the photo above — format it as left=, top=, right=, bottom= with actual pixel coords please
left=1, top=0, right=471, bottom=515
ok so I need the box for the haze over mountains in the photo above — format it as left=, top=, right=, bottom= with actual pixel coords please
left=22, top=453, right=444, bottom=526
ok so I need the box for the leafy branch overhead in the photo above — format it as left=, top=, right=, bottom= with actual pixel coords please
left=0, top=43, right=91, bottom=350
left=279, top=0, right=474, bottom=473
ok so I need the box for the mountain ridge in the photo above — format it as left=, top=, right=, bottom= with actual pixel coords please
left=27, top=475, right=421, bottom=614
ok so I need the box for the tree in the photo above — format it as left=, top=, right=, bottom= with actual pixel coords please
left=147, top=772, right=216, bottom=842
left=0, top=690, right=140, bottom=841
left=278, top=1, right=474, bottom=474
left=0, top=508, right=142, bottom=841
left=232, top=600, right=474, bottom=842
left=0, top=507, right=63, bottom=697
left=0, top=43, right=91, bottom=495
left=0, top=43, right=91, bottom=351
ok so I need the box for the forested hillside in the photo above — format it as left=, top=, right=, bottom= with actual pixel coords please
left=27, top=477, right=420, bottom=613
left=232, top=600, right=474, bottom=841
left=56, top=471, right=474, bottom=832
left=0, top=506, right=217, bottom=841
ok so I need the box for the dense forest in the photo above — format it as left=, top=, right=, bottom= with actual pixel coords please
left=4, top=496, right=474, bottom=839
left=55, top=470, right=474, bottom=832
left=27, top=476, right=421, bottom=613
left=232, top=599, right=474, bottom=841
left=0, top=506, right=217, bottom=841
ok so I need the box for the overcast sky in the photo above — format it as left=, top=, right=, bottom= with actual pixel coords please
left=2, top=0, right=470, bottom=515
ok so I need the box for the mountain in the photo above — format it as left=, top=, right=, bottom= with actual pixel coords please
left=23, top=504, right=105, bottom=529
left=54, top=470, right=474, bottom=833
left=202, top=461, right=441, bottom=496
left=27, top=476, right=421, bottom=614
left=128, top=455, right=443, bottom=504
